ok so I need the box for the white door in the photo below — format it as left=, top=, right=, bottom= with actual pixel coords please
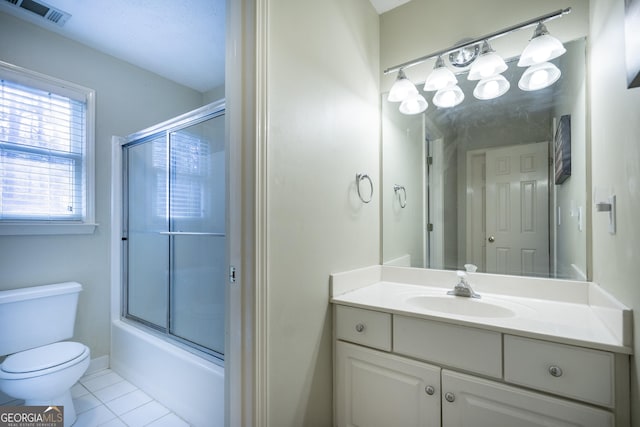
left=441, top=370, right=613, bottom=427
left=465, top=150, right=487, bottom=271
left=335, top=341, right=441, bottom=427
left=485, top=142, right=549, bottom=276
left=428, top=138, right=444, bottom=269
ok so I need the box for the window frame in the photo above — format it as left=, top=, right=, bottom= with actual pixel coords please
left=0, top=60, right=96, bottom=235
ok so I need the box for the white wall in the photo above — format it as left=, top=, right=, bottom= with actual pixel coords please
left=203, top=84, right=225, bottom=104
left=0, top=12, right=205, bottom=359
left=589, top=0, right=640, bottom=423
left=264, top=0, right=380, bottom=425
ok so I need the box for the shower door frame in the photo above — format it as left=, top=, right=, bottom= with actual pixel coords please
left=120, top=100, right=226, bottom=363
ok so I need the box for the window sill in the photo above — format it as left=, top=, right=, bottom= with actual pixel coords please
left=0, top=222, right=98, bottom=236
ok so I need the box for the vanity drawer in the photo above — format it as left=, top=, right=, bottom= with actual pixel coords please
left=335, top=305, right=391, bottom=351
left=393, top=316, right=502, bottom=378
left=504, top=335, right=615, bottom=407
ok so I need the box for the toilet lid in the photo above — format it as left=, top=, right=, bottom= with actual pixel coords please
left=1, top=342, right=86, bottom=374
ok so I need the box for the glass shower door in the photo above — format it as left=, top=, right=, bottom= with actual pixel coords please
left=126, top=134, right=170, bottom=328
left=168, top=118, right=225, bottom=356
left=124, top=103, right=225, bottom=360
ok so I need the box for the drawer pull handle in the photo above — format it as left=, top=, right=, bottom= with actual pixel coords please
left=444, top=392, right=455, bottom=403
left=355, top=323, right=365, bottom=333
left=548, top=365, right=563, bottom=377
left=425, top=385, right=435, bottom=396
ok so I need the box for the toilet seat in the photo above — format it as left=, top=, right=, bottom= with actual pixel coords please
left=0, top=342, right=89, bottom=379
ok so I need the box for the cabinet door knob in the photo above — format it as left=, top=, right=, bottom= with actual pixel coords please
left=548, top=365, right=563, bottom=377
left=488, top=236, right=495, bottom=243
left=355, top=323, right=365, bottom=333
left=444, top=392, right=455, bottom=402
left=425, top=385, right=435, bottom=395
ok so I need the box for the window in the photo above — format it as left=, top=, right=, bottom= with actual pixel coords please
left=153, top=130, right=210, bottom=219
left=0, top=61, right=95, bottom=235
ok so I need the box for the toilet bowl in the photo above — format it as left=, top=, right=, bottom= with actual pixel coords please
left=1, top=342, right=90, bottom=411
left=0, top=283, right=90, bottom=427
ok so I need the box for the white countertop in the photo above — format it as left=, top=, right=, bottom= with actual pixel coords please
left=330, top=266, right=633, bottom=354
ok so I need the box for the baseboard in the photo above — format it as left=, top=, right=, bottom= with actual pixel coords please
left=86, top=355, right=110, bottom=376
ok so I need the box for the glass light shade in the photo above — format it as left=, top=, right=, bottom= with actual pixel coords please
left=518, top=62, right=561, bottom=91
left=468, top=41, right=507, bottom=80
left=388, top=69, right=418, bottom=102
left=433, top=84, right=464, bottom=108
left=423, top=56, right=457, bottom=91
left=473, top=74, right=510, bottom=100
left=399, top=93, right=428, bottom=115
left=518, top=23, right=566, bottom=67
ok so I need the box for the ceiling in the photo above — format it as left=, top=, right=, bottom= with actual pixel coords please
left=368, top=0, right=412, bottom=14
left=0, top=0, right=405, bottom=93
left=0, top=0, right=226, bottom=93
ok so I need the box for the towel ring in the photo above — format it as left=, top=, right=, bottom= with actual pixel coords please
left=356, top=173, right=373, bottom=204
left=394, top=184, right=407, bottom=208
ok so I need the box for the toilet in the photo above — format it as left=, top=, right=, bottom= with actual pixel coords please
left=0, top=282, right=90, bottom=427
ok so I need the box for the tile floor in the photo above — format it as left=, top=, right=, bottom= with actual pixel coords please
left=71, top=369, right=191, bottom=427
left=2, top=368, right=191, bottom=427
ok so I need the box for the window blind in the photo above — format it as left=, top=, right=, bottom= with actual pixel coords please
left=153, top=131, right=209, bottom=219
left=0, top=79, right=86, bottom=221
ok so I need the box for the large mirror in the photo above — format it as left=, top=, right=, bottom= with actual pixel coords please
left=382, top=37, right=588, bottom=281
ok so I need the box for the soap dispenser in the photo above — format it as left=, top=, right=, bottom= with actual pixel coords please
left=464, top=264, right=478, bottom=293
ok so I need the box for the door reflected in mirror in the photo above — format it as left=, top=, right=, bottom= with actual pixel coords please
left=382, top=38, right=587, bottom=281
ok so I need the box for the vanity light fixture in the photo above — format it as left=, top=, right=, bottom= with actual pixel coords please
left=388, top=69, right=418, bottom=102
left=433, top=84, right=464, bottom=108
left=473, top=74, right=510, bottom=100
left=399, top=93, right=429, bottom=114
left=384, top=7, right=571, bottom=114
left=518, top=22, right=567, bottom=67
left=518, top=61, right=561, bottom=91
left=449, top=43, right=480, bottom=68
left=423, top=56, right=457, bottom=91
left=467, top=41, right=508, bottom=81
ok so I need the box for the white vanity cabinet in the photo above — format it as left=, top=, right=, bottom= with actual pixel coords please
left=333, top=305, right=628, bottom=427
left=336, top=341, right=441, bottom=427
left=441, top=370, right=613, bottom=427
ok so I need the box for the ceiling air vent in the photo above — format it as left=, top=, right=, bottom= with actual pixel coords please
left=2, top=0, right=71, bottom=26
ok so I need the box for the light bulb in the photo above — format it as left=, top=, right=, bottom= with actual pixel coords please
left=388, top=69, right=418, bottom=102
left=530, top=69, right=549, bottom=89
left=399, top=93, right=428, bottom=115
left=468, top=41, right=507, bottom=81
left=424, top=56, right=457, bottom=91
left=532, top=49, right=551, bottom=64
left=480, top=67, right=494, bottom=79
left=518, top=62, right=561, bottom=91
left=440, top=91, right=456, bottom=107
left=484, top=80, right=500, bottom=97
left=518, top=23, right=567, bottom=67
left=473, top=74, right=510, bottom=100
left=433, top=85, right=464, bottom=108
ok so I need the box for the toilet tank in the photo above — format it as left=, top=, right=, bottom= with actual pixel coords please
left=0, top=282, right=83, bottom=356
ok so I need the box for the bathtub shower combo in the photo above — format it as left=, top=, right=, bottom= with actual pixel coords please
left=111, top=101, right=226, bottom=426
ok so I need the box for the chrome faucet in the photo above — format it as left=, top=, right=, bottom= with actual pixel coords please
left=447, top=271, right=481, bottom=298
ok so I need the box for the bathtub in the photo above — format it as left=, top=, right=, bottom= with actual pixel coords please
left=110, top=135, right=224, bottom=427
left=110, top=320, right=224, bottom=426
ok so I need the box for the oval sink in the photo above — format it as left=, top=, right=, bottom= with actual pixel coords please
left=406, top=295, right=516, bottom=318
